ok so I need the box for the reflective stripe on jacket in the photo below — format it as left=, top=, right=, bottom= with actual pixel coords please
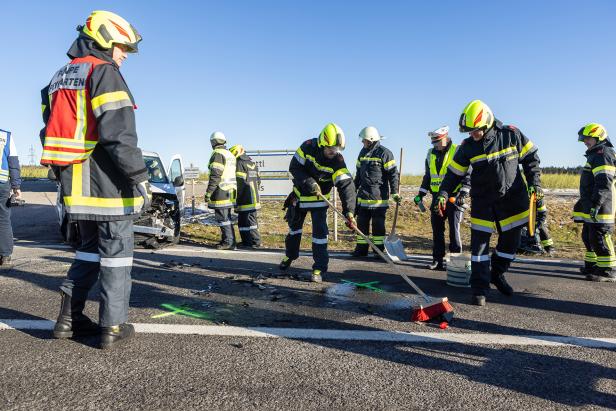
left=236, top=154, right=261, bottom=211
left=354, top=141, right=399, bottom=208
left=207, top=146, right=237, bottom=209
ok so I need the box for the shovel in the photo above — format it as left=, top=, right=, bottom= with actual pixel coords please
left=384, top=148, right=408, bottom=262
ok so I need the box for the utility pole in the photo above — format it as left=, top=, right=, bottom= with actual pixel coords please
left=28, top=145, right=36, bottom=166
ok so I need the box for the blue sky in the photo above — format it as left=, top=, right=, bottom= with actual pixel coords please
left=1, top=0, right=614, bottom=174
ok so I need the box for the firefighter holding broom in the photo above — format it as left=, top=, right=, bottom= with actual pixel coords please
left=279, top=123, right=357, bottom=282
left=436, top=100, right=542, bottom=306
left=414, top=126, right=470, bottom=270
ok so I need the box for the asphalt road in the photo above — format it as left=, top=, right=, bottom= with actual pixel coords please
left=0, top=181, right=614, bottom=410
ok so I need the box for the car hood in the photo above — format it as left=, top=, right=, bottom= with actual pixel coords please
left=150, top=182, right=177, bottom=196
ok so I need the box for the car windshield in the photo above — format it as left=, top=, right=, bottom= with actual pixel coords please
left=144, top=156, right=169, bottom=184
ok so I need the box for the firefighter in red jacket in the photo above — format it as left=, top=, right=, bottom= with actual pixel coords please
left=40, top=11, right=149, bottom=349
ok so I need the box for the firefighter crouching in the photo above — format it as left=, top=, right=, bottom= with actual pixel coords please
left=230, top=144, right=261, bottom=249
left=40, top=11, right=150, bottom=348
left=414, top=126, right=469, bottom=270
left=573, top=123, right=616, bottom=282
left=437, top=100, right=542, bottom=306
left=205, top=131, right=237, bottom=250
left=352, top=126, right=400, bottom=258
left=280, top=123, right=357, bottom=283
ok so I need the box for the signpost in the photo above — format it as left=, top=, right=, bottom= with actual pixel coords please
left=184, top=165, right=200, bottom=215
left=246, top=150, right=294, bottom=199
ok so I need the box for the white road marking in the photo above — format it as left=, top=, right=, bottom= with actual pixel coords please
left=1, top=319, right=613, bottom=348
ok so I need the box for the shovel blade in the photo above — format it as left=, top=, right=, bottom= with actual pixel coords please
left=384, top=234, right=407, bottom=262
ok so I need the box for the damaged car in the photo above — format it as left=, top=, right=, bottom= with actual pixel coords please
left=56, top=151, right=186, bottom=248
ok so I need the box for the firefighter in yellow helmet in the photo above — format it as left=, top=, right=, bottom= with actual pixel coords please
left=573, top=123, right=616, bottom=282
left=205, top=132, right=237, bottom=249
left=415, top=126, right=470, bottom=270
left=280, top=123, right=357, bottom=282
left=40, top=11, right=148, bottom=348
left=230, top=144, right=261, bottom=248
left=436, top=100, right=542, bottom=306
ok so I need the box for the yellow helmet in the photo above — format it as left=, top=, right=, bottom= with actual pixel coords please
left=578, top=123, right=608, bottom=142
left=229, top=144, right=245, bottom=158
left=80, top=11, right=142, bottom=52
left=318, top=123, right=346, bottom=151
left=459, top=100, right=494, bottom=132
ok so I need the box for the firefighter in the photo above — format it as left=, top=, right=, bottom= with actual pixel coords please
left=205, top=131, right=237, bottom=249
left=437, top=100, right=542, bottom=306
left=414, top=126, right=470, bottom=270
left=0, top=129, right=21, bottom=268
left=573, top=123, right=616, bottom=282
left=279, top=123, right=357, bottom=282
left=40, top=11, right=149, bottom=348
left=230, top=144, right=261, bottom=248
left=351, top=126, right=400, bottom=257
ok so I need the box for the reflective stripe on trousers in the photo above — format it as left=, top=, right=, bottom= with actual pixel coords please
left=60, top=219, right=135, bottom=327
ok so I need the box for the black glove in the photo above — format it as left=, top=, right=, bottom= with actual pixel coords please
left=309, top=181, right=321, bottom=195
left=455, top=191, right=468, bottom=207
left=137, top=181, right=152, bottom=210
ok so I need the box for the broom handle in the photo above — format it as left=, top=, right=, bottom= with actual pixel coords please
left=318, top=192, right=429, bottom=301
left=390, top=148, right=403, bottom=236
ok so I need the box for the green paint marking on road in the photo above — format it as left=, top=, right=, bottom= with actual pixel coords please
left=151, top=303, right=211, bottom=319
left=341, top=279, right=384, bottom=292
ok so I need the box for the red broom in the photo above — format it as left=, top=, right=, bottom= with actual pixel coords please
left=318, top=194, right=455, bottom=323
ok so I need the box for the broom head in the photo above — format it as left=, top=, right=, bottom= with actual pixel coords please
left=411, top=297, right=454, bottom=322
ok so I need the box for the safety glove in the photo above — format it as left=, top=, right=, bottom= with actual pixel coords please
left=345, top=212, right=357, bottom=230
left=309, top=180, right=321, bottom=195
left=455, top=191, right=468, bottom=207
left=204, top=192, right=211, bottom=203
left=528, top=185, right=544, bottom=201
left=590, top=207, right=599, bottom=222
left=413, top=193, right=425, bottom=205
left=137, top=181, right=152, bottom=210
left=433, top=194, right=447, bottom=217
left=392, top=193, right=402, bottom=203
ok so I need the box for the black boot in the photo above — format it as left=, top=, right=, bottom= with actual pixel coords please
left=471, top=294, right=486, bottom=306
left=53, top=292, right=99, bottom=339
left=491, top=271, right=514, bottom=296
left=279, top=256, right=293, bottom=271
left=216, top=242, right=236, bottom=250
left=100, top=323, right=135, bottom=349
left=427, top=260, right=445, bottom=271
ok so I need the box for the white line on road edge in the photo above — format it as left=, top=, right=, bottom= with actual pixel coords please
left=1, top=320, right=614, bottom=348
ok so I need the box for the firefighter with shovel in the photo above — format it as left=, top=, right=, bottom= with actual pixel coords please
left=351, top=126, right=400, bottom=258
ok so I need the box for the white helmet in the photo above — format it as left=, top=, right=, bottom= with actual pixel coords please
left=210, top=131, right=227, bottom=146
left=359, top=126, right=382, bottom=142
left=428, top=126, right=449, bottom=141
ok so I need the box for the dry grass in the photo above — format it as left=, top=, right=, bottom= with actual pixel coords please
left=183, top=195, right=585, bottom=260
left=21, top=166, right=49, bottom=179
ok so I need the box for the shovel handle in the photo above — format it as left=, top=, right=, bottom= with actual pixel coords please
left=318, top=193, right=429, bottom=300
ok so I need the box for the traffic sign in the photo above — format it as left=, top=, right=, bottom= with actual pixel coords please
left=184, top=167, right=200, bottom=180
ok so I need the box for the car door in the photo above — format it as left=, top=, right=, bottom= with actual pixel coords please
left=167, top=154, right=185, bottom=211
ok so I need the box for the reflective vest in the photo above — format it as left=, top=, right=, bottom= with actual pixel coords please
left=0, top=129, right=17, bottom=183
left=41, top=55, right=110, bottom=166
left=428, top=143, right=457, bottom=193
left=207, top=148, right=237, bottom=208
